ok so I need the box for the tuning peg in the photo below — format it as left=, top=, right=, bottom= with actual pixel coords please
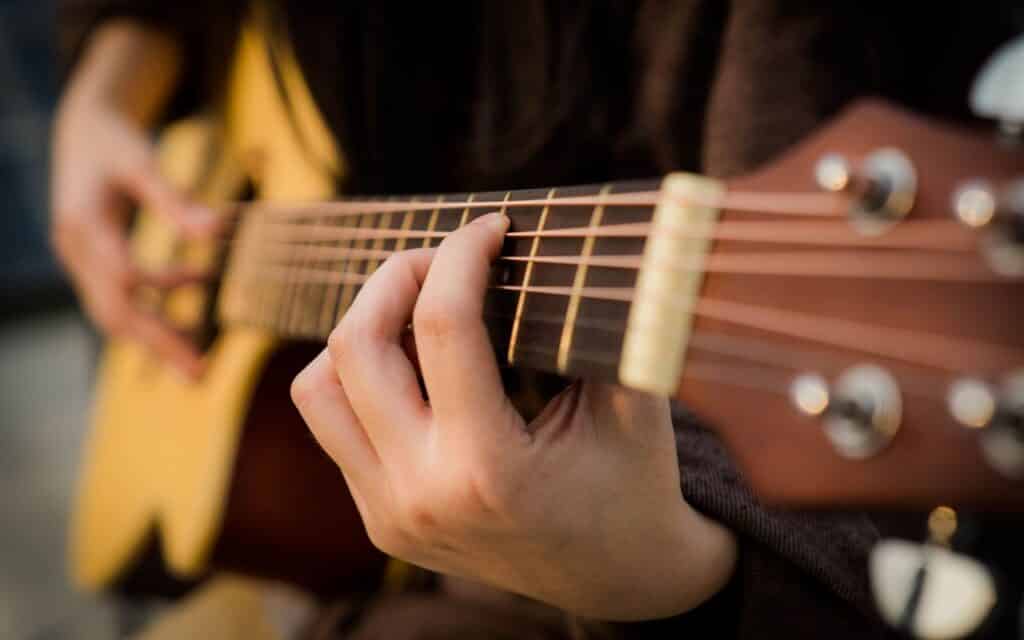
left=952, top=181, right=999, bottom=229
left=971, top=34, right=1024, bottom=139
left=948, top=378, right=998, bottom=429
left=870, top=508, right=998, bottom=640
left=814, top=149, right=917, bottom=236
left=951, top=179, right=1024, bottom=275
left=948, top=371, right=1024, bottom=479
left=790, top=365, right=901, bottom=459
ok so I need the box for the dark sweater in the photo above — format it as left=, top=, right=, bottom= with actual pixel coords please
left=58, top=2, right=1019, bottom=637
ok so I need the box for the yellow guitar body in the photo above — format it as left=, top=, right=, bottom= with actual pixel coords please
left=70, top=15, right=342, bottom=590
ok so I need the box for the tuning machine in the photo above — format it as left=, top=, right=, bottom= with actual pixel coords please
left=871, top=507, right=998, bottom=640
left=790, top=364, right=902, bottom=459
left=948, top=371, right=1024, bottom=479
left=970, top=33, right=1024, bottom=143
left=815, top=149, right=917, bottom=236
left=952, top=179, right=1024, bottom=276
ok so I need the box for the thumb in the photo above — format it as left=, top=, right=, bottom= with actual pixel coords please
left=116, top=158, right=220, bottom=237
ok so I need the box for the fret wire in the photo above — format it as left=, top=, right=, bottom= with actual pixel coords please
left=365, top=203, right=394, bottom=275
left=335, top=211, right=373, bottom=322
left=423, top=195, right=443, bottom=249
left=557, top=185, right=612, bottom=373
left=291, top=210, right=327, bottom=336
left=507, top=188, right=554, bottom=365
left=393, top=198, right=417, bottom=252
left=244, top=219, right=269, bottom=328
left=276, top=216, right=306, bottom=332
left=499, top=191, right=511, bottom=218
left=317, top=200, right=355, bottom=335
left=231, top=219, right=261, bottom=327
left=459, top=193, right=476, bottom=229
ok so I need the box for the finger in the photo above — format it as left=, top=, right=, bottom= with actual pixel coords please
left=127, top=308, right=206, bottom=379
left=115, top=158, right=220, bottom=237
left=127, top=266, right=212, bottom=289
left=292, top=349, right=379, bottom=487
left=413, top=212, right=514, bottom=426
left=330, top=249, right=433, bottom=455
left=70, top=217, right=205, bottom=378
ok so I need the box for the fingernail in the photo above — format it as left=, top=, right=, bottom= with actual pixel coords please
left=483, top=211, right=510, bottom=232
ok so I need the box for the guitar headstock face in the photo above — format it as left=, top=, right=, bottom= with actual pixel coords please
left=680, top=99, right=1024, bottom=510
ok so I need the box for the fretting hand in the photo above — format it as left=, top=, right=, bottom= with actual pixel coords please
left=292, top=212, right=737, bottom=621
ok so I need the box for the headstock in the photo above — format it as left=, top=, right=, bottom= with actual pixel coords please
left=678, top=98, right=1024, bottom=510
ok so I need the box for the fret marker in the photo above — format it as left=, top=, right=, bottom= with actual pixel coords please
left=557, top=186, right=612, bottom=373
left=619, top=174, right=721, bottom=396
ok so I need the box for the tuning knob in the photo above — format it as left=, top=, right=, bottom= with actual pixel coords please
left=815, top=149, right=917, bottom=236
left=971, top=34, right=1024, bottom=138
left=952, top=179, right=1024, bottom=275
left=870, top=508, right=998, bottom=640
left=948, top=371, right=1024, bottom=479
left=790, top=365, right=902, bottom=459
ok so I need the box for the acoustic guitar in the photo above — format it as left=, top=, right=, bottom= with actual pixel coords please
left=70, top=16, right=1024, bottom=596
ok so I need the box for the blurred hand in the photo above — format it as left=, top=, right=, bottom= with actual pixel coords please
left=51, top=96, right=217, bottom=378
left=292, top=213, right=737, bottom=621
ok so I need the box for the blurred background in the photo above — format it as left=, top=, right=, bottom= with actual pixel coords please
left=0, top=2, right=119, bottom=637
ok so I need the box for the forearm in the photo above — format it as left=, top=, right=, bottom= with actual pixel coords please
left=60, top=20, right=182, bottom=127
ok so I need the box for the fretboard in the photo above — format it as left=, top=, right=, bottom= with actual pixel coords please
left=218, top=180, right=662, bottom=380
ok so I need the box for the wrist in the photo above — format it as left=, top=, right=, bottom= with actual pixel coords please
left=528, top=499, right=737, bottom=618
left=616, top=501, right=736, bottom=621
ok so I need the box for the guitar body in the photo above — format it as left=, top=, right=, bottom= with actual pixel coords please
left=71, top=18, right=382, bottom=594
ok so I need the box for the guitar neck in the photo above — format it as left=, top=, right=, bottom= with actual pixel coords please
left=217, top=177, right=714, bottom=387
left=194, top=99, right=1024, bottom=509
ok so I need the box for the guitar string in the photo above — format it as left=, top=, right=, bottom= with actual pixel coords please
left=223, top=218, right=978, bottom=252
left=255, top=301, right=960, bottom=409
left=205, top=187, right=1010, bottom=390
left=234, top=246, right=1001, bottom=282
left=247, top=302, right=961, bottom=407
left=229, top=190, right=849, bottom=220
left=475, top=311, right=951, bottom=401
left=224, top=264, right=1023, bottom=376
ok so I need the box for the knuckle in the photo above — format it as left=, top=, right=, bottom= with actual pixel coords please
left=365, top=521, right=408, bottom=558
left=330, top=310, right=381, bottom=363
left=289, top=369, right=316, bottom=412
left=326, top=322, right=355, bottom=365
left=396, top=489, right=441, bottom=539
